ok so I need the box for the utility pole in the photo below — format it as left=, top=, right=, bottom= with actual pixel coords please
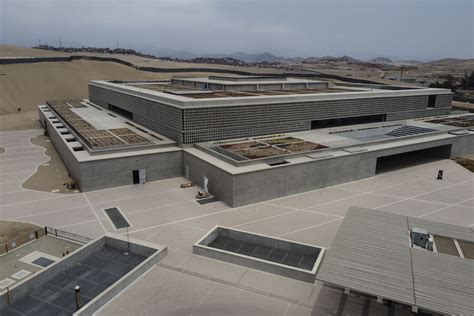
left=59, top=37, right=62, bottom=48
left=400, top=65, right=404, bottom=82
left=116, top=40, right=119, bottom=49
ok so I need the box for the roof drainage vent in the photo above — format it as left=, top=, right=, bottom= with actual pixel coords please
left=410, top=228, right=433, bottom=251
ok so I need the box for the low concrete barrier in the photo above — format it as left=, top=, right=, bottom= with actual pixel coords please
left=193, top=226, right=325, bottom=283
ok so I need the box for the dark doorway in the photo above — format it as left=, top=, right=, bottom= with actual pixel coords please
left=311, top=114, right=386, bottom=129
left=375, top=145, right=452, bottom=174
left=427, top=95, right=436, bottom=108
left=132, top=170, right=140, bottom=184
left=108, top=104, right=133, bottom=120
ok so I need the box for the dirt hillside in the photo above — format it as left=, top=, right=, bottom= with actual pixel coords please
left=0, top=59, right=230, bottom=115
left=0, top=45, right=70, bottom=57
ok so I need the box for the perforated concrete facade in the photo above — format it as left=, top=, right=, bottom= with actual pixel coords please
left=89, top=80, right=452, bottom=144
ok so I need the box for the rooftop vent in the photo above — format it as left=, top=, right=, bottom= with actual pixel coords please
left=410, top=228, right=433, bottom=251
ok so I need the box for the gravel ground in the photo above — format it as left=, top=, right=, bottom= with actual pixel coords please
left=0, top=220, right=41, bottom=244
left=22, top=134, right=77, bottom=194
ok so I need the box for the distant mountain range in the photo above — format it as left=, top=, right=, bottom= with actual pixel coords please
left=30, top=45, right=472, bottom=69
left=154, top=50, right=428, bottom=65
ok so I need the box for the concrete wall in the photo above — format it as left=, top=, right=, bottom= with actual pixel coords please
left=78, top=150, right=182, bottom=192
left=39, top=107, right=83, bottom=183
left=182, top=151, right=234, bottom=205
left=39, top=106, right=182, bottom=192
left=450, top=134, right=474, bottom=158
left=184, top=133, right=474, bottom=207
left=194, top=226, right=322, bottom=283
left=232, top=155, right=375, bottom=206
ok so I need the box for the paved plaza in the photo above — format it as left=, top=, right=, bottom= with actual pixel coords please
left=0, top=129, right=472, bottom=315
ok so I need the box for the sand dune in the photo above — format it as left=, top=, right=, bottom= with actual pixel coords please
left=0, top=45, right=280, bottom=117
left=0, top=59, right=229, bottom=115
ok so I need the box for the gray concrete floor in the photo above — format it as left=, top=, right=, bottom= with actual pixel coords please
left=0, top=129, right=473, bottom=315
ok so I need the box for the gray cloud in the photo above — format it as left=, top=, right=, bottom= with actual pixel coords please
left=1, top=0, right=472, bottom=60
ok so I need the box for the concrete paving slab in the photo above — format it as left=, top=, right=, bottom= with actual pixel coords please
left=193, top=283, right=288, bottom=316
left=235, top=210, right=340, bottom=237
left=17, top=205, right=97, bottom=228
left=421, top=205, right=474, bottom=226
left=285, top=303, right=313, bottom=316
left=272, top=187, right=358, bottom=209
left=179, top=255, right=247, bottom=283
left=336, top=174, right=417, bottom=193
left=416, top=182, right=473, bottom=204
left=238, top=269, right=317, bottom=305
left=1, top=146, right=44, bottom=155
left=84, top=177, right=188, bottom=205
left=90, top=187, right=198, bottom=214
left=306, top=192, right=402, bottom=216
left=0, top=156, right=48, bottom=168
left=459, top=198, right=474, bottom=208
left=96, top=266, right=216, bottom=316
left=0, top=171, right=33, bottom=184
left=0, top=163, right=40, bottom=175
left=0, top=181, right=24, bottom=194
left=378, top=199, right=447, bottom=217
left=0, top=190, right=59, bottom=206
left=0, top=147, right=45, bottom=162
left=128, top=228, right=159, bottom=241
left=0, top=151, right=45, bottom=161
left=60, top=219, right=104, bottom=239
left=181, top=203, right=292, bottom=230
left=0, top=194, right=87, bottom=219
left=121, top=201, right=228, bottom=232
left=159, top=248, right=191, bottom=267
left=281, top=219, right=343, bottom=247
left=145, top=223, right=207, bottom=253
left=374, top=178, right=455, bottom=198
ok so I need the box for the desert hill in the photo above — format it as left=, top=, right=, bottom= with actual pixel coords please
left=0, top=45, right=254, bottom=116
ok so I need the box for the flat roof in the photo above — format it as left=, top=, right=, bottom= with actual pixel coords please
left=3, top=246, right=147, bottom=315
left=90, top=79, right=452, bottom=108
left=173, top=76, right=325, bottom=86
left=195, top=115, right=467, bottom=171
left=317, top=206, right=474, bottom=315
left=43, top=100, right=177, bottom=158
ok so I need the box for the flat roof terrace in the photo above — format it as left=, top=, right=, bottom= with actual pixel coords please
left=122, top=80, right=361, bottom=99
left=92, top=79, right=451, bottom=109
left=198, top=117, right=462, bottom=165
left=45, top=100, right=173, bottom=153
left=3, top=246, right=146, bottom=315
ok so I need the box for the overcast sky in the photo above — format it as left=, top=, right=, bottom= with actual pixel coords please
left=1, top=0, right=472, bottom=60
